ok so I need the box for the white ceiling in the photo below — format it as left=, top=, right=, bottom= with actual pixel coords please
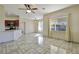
left=3, top=4, right=72, bottom=20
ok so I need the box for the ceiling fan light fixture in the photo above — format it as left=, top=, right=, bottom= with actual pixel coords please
left=26, top=10, right=31, bottom=13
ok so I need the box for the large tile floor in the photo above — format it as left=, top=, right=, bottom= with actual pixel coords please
left=0, top=33, right=79, bottom=54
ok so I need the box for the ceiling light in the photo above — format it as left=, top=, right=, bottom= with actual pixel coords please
left=27, top=10, right=31, bottom=13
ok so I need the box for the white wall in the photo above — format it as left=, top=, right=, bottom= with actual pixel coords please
left=25, top=20, right=35, bottom=34
left=19, top=18, right=36, bottom=34
left=19, top=20, right=25, bottom=34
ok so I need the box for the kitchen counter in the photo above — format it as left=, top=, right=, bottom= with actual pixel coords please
left=0, top=30, right=22, bottom=43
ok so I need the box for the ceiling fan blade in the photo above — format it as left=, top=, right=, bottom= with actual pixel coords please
left=18, top=8, right=27, bottom=10
left=31, top=8, right=38, bottom=10
left=24, top=4, right=28, bottom=7
left=31, top=10, right=35, bottom=13
left=24, top=4, right=31, bottom=10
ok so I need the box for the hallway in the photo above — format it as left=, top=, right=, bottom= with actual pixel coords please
left=0, top=33, right=79, bottom=54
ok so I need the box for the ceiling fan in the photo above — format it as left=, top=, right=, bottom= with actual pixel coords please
left=18, top=4, right=38, bottom=14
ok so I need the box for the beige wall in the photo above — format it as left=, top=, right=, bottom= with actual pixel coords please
left=19, top=18, right=37, bottom=34
left=34, top=20, right=38, bottom=33
left=25, top=20, right=35, bottom=34
left=19, top=19, right=25, bottom=34
left=34, top=20, right=43, bottom=33
left=43, top=17, right=49, bottom=37
left=0, top=5, right=5, bottom=31
left=43, top=5, right=79, bottom=42
left=5, top=16, right=19, bottom=20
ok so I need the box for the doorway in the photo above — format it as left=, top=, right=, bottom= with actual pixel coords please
left=38, top=21, right=43, bottom=32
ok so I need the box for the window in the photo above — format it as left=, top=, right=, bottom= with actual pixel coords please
left=49, top=17, right=67, bottom=31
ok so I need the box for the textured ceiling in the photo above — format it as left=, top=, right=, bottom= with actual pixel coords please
left=3, top=4, right=72, bottom=20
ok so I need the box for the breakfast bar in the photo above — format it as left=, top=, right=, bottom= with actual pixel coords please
left=0, top=30, right=22, bottom=43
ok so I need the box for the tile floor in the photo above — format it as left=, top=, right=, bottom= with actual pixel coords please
left=0, top=33, right=79, bottom=54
